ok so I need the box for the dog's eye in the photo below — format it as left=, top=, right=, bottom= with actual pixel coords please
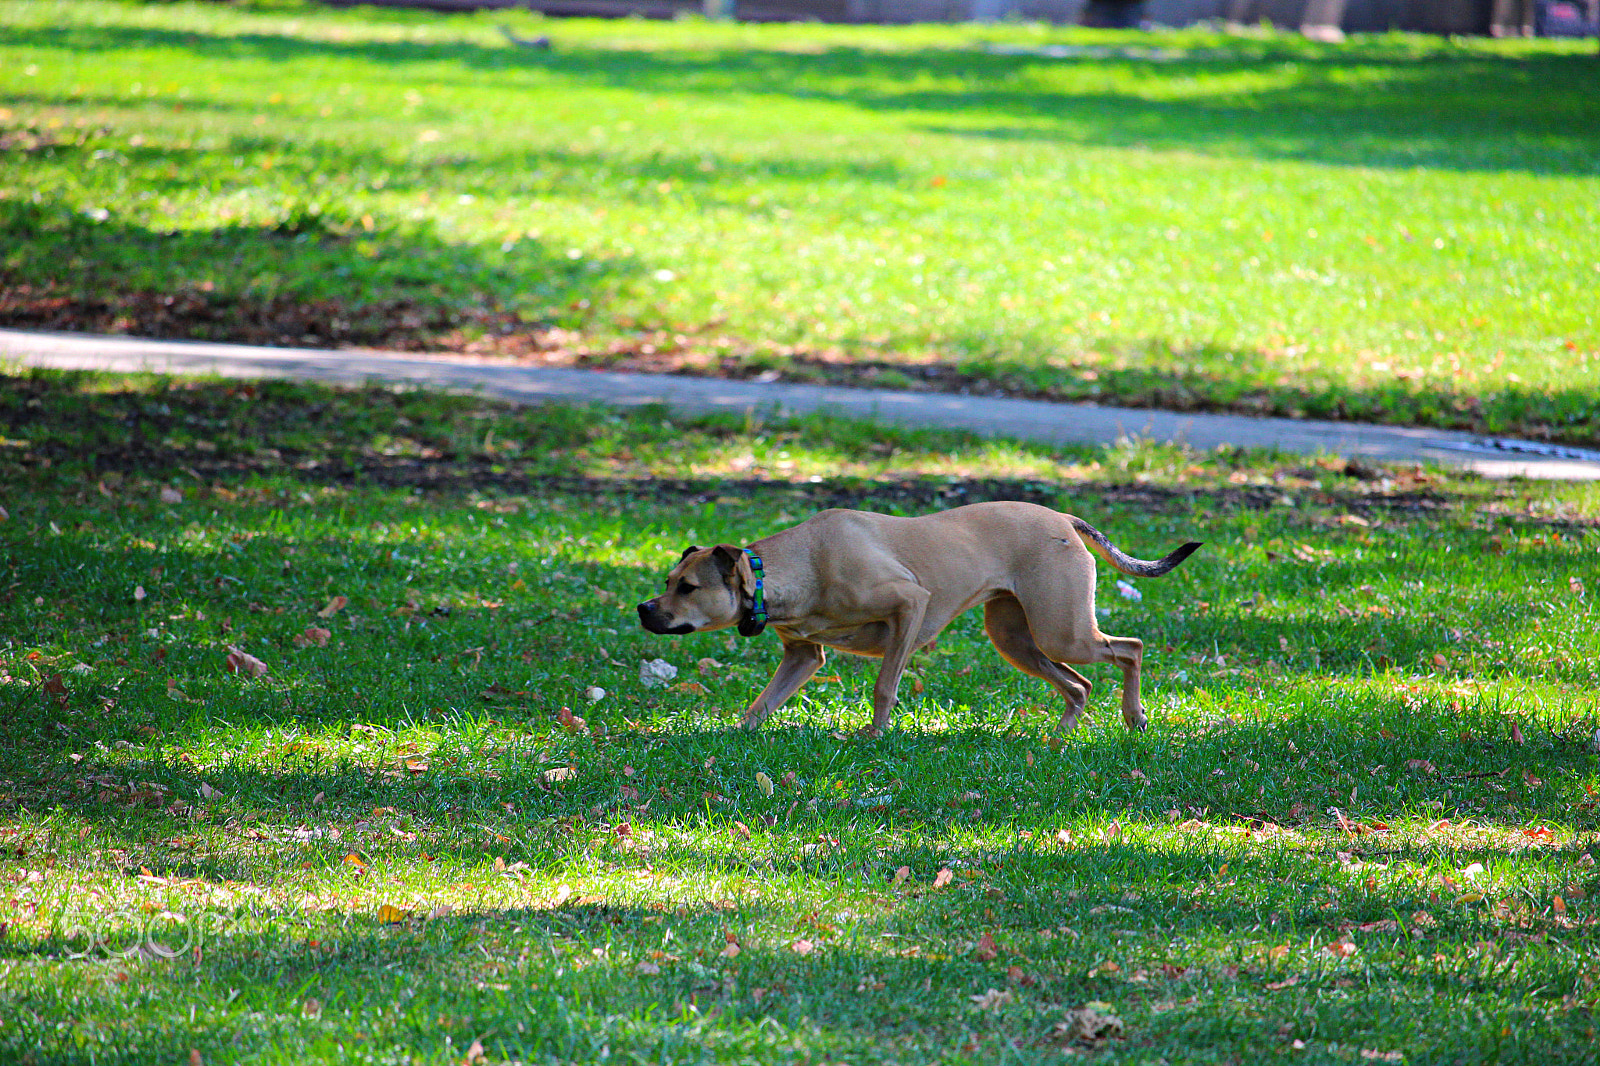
left=675, top=581, right=698, bottom=595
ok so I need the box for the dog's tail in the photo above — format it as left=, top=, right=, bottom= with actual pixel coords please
left=1071, top=517, right=1202, bottom=578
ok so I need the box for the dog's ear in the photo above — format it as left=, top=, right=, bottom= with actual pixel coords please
left=710, top=544, right=757, bottom=599
left=679, top=545, right=700, bottom=560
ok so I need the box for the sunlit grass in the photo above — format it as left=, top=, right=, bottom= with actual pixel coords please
left=1, top=369, right=1597, bottom=1062
left=2, top=1, right=1598, bottom=445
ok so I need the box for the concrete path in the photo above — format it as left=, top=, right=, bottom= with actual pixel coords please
left=5, top=328, right=1600, bottom=481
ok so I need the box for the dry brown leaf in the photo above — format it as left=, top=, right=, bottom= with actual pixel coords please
left=933, top=868, right=953, bottom=888
left=317, top=595, right=349, bottom=618
left=969, top=988, right=1013, bottom=1011
left=224, top=647, right=269, bottom=678
left=295, top=627, right=332, bottom=648
left=973, top=932, right=1000, bottom=961
left=892, top=865, right=911, bottom=886
left=789, top=938, right=815, bottom=956
left=1052, top=1002, right=1125, bottom=1045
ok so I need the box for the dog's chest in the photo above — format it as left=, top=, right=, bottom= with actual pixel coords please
left=778, top=619, right=890, bottom=656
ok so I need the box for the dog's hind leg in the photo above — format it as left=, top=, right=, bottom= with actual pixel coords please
left=983, top=595, right=1094, bottom=732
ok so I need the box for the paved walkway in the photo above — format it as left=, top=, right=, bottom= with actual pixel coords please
left=5, top=328, right=1599, bottom=481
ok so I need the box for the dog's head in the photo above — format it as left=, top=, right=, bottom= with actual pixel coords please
left=637, top=544, right=760, bottom=636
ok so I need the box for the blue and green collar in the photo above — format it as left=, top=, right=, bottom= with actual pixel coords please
left=737, top=548, right=768, bottom=638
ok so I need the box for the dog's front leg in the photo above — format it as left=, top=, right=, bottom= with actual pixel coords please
left=865, top=584, right=931, bottom=737
left=739, top=638, right=825, bottom=730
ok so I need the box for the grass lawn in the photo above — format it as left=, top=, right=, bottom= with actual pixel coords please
left=1, top=368, right=1598, bottom=1063
left=1, top=1, right=1598, bottom=444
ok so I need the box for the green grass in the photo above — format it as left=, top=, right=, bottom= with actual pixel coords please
left=2, top=368, right=1599, bottom=1063
left=2, top=1, right=1599, bottom=444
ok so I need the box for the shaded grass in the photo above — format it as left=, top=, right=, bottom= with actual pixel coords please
left=1, top=1, right=1597, bottom=444
left=1, top=368, right=1599, bottom=1063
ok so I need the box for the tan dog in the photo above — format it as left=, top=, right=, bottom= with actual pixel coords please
left=637, top=501, right=1200, bottom=736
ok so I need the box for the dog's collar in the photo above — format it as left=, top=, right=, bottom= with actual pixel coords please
left=737, top=548, right=768, bottom=638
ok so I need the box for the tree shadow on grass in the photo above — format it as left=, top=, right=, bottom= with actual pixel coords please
left=0, top=196, right=644, bottom=348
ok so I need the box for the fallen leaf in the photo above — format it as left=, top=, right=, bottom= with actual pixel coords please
left=224, top=647, right=269, bottom=678
left=969, top=987, right=1013, bottom=1011
left=556, top=707, right=589, bottom=734
left=1325, top=940, right=1358, bottom=959
left=1267, top=944, right=1290, bottom=961
left=343, top=852, right=367, bottom=871
left=317, top=595, right=349, bottom=618
left=198, top=782, right=222, bottom=801
left=464, top=1039, right=486, bottom=1065
left=731, top=820, right=751, bottom=840
left=1510, top=721, right=1524, bottom=745
left=789, top=938, right=815, bottom=956
left=294, top=627, right=332, bottom=648
left=376, top=903, right=407, bottom=924
left=973, top=932, right=1000, bottom=961
left=756, top=771, right=774, bottom=797
left=541, top=766, right=577, bottom=785
left=892, top=865, right=911, bottom=886
left=933, top=868, right=953, bottom=889
left=1265, top=975, right=1299, bottom=990
left=1052, top=1001, right=1125, bottom=1046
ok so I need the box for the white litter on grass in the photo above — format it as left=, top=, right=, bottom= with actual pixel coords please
left=639, top=659, right=678, bottom=688
left=584, top=685, right=607, bottom=702
left=1115, top=580, right=1142, bottom=602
